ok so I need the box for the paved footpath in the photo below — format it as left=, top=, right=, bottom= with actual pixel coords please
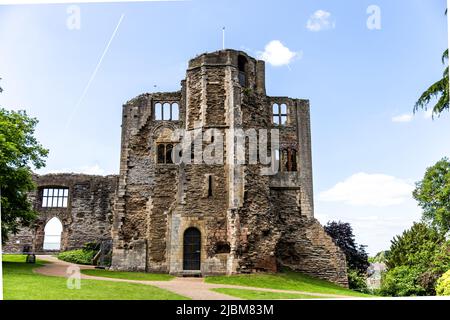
left=34, top=255, right=351, bottom=300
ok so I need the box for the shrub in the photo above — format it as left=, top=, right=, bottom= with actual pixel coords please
left=57, top=249, right=96, bottom=265
left=380, top=266, right=426, bottom=297
left=347, top=269, right=369, bottom=293
left=436, top=270, right=450, bottom=296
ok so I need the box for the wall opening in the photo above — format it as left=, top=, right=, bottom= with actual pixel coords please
left=43, top=217, right=63, bottom=251
left=183, top=227, right=201, bottom=271
left=207, top=175, right=213, bottom=197
left=238, top=55, right=247, bottom=87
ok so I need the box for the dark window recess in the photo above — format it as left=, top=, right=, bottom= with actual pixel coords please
left=282, top=149, right=298, bottom=172
left=215, top=241, right=231, bottom=254
left=207, top=175, right=213, bottom=197
left=157, top=143, right=175, bottom=164
left=238, top=55, right=247, bottom=87
left=166, top=144, right=173, bottom=164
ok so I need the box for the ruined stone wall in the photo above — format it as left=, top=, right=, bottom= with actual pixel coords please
left=111, top=91, right=184, bottom=272
left=110, top=49, right=348, bottom=286
left=3, top=174, right=117, bottom=253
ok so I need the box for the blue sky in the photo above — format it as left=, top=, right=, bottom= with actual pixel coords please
left=0, top=0, right=448, bottom=255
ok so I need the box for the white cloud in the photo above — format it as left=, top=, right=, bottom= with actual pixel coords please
left=392, top=113, right=413, bottom=123
left=257, top=40, right=301, bottom=67
left=306, top=10, right=335, bottom=32
left=319, top=172, right=414, bottom=207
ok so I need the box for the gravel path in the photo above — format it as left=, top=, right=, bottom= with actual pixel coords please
left=34, top=255, right=352, bottom=300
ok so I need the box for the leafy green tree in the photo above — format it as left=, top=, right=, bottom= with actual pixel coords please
left=414, top=9, right=449, bottom=117
left=414, top=49, right=449, bottom=117
left=369, top=250, right=389, bottom=263
left=380, top=266, right=427, bottom=297
left=324, top=221, right=370, bottom=274
left=413, top=158, right=450, bottom=233
left=386, top=223, right=444, bottom=269
left=0, top=85, right=48, bottom=243
left=383, top=223, right=450, bottom=295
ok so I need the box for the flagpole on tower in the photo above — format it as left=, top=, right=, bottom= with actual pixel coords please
left=222, top=27, right=225, bottom=50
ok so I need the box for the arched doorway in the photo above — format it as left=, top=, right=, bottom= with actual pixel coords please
left=43, top=217, right=63, bottom=251
left=183, top=227, right=201, bottom=271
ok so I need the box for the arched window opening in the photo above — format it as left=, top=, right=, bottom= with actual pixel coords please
left=43, top=217, right=63, bottom=251
left=154, top=101, right=180, bottom=121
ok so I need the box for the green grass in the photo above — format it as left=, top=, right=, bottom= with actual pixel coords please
left=212, top=288, right=326, bottom=300
left=81, top=269, right=174, bottom=281
left=206, top=270, right=371, bottom=298
left=2, top=255, right=187, bottom=300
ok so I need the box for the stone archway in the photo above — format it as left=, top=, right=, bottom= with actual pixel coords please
left=43, top=217, right=63, bottom=251
left=34, top=214, right=71, bottom=253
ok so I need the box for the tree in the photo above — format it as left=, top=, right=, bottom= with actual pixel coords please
left=380, top=265, right=426, bottom=297
left=369, top=250, right=389, bottom=263
left=383, top=222, right=450, bottom=296
left=0, top=86, right=48, bottom=243
left=414, top=9, right=449, bottom=117
left=324, top=221, right=370, bottom=274
left=386, top=223, right=445, bottom=269
left=436, top=270, right=450, bottom=296
left=413, top=158, right=450, bottom=233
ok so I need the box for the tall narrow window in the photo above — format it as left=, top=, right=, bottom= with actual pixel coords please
left=207, top=175, right=213, bottom=197
left=157, top=144, right=166, bottom=163
left=272, top=103, right=287, bottom=126
left=42, top=188, right=69, bottom=208
left=172, top=103, right=179, bottom=120
left=155, top=103, right=163, bottom=120
left=154, top=102, right=180, bottom=121
left=238, top=55, right=247, bottom=87
left=281, top=148, right=297, bottom=172
left=166, top=144, right=174, bottom=164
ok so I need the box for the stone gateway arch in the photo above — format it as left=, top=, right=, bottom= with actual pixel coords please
left=4, top=50, right=348, bottom=287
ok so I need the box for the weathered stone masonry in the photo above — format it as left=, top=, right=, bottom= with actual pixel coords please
left=3, top=49, right=348, bottom=287
left=3, top=174, right=117, bottom=253
left=110, top=50, right=348, bottom=286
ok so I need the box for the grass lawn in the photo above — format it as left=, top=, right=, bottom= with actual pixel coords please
left=206, top=270, right=371, bottom=298
left=212, top=288, right=325, bottom=300
left=81, top=269, right=174, bottom=281
left=2, top=255, right=187, bottom=300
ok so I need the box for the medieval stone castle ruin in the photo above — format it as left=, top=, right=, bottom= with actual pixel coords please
left=4, top=50, right=348, bottom=286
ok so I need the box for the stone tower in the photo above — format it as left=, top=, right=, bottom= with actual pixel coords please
left=111, top=49, right=348, bottom=286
